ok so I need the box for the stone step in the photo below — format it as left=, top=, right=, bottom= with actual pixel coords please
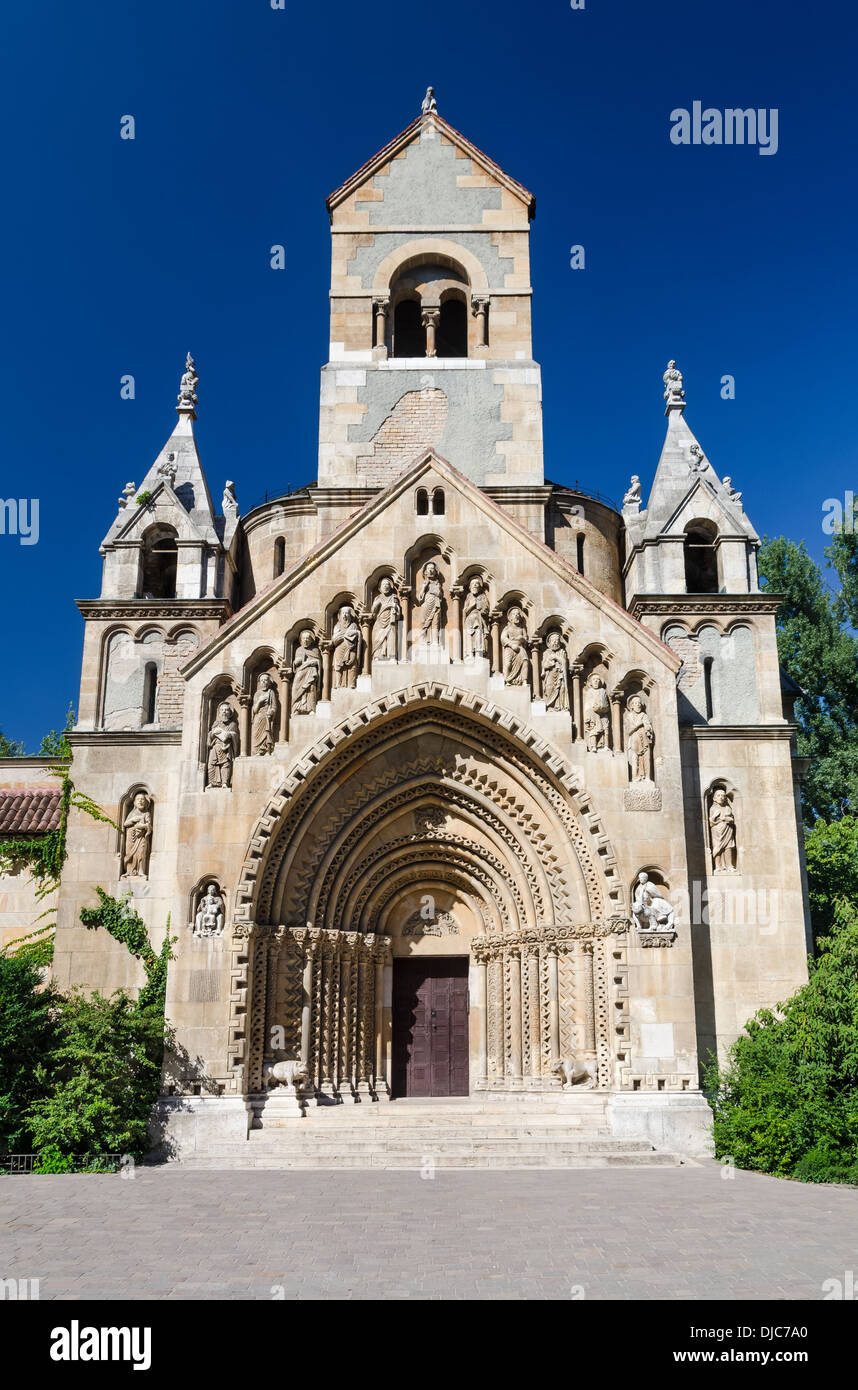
left=174, top=1148, right=683, bottom=1170
left=246, top=1133, right=642, bottom=1152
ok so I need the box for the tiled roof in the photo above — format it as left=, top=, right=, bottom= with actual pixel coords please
left=0, top=788, right=62, bottom=835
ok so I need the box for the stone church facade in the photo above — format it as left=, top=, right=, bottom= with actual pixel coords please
left=50, top=98, right=811, bottom=1158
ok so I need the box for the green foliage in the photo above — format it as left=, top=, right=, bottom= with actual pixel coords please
left=26, top=988, right=168, bottom=1160
left=135, top=490, right=153, bottom=506
left=0, top=953, right=57, bottom=1153
left=36, top=704, right=75, bottom=761
left=759, top=536, right=858, bottom=822
left=706, top=900, right=858, bottom=1182
left=0, top=728, right=25, bottom=758
left=805, top=815, right=858, bottom=940
left=80, top=889, right=174, bottom=1013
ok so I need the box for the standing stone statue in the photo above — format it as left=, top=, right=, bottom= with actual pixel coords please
left=332, top=604, right=361, bottom=688
left=194, top=882, right=225, bottom=938
left=371, top=577, right=401, bottom=661
left=501, top=607, right=529, bottom=686
left=625, top=694, right=655, bottom=782
left=292, top=630, right=321, bottom=713
left=121, top=792, right=152, bottom=878
left=663, top=359, right=684, bottom=407
left=462, top=576, right=490, bottom=659
left=417, top=562, right=444, bottom=646
left=207, top=701, right=240, bottom=788
left=583, top=674, right=610, bottom=751
left=177, top=352, right=198, bottom=410
left=632, top=872, right=676, bottom=932
left=541, top=632, right=570, bottom=711
left=709, top=788, right=737, bottom=871
left=251, top=672, right=278, bottom=755
left=421, top=86, right=437, bottom=114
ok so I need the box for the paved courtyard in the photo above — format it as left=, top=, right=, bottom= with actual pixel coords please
left=1, top=1162, right=856, bottom=1300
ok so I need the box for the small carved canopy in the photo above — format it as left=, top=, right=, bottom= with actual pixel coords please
left=325, top=591, right=362, bottom=633
left=576, top=641, right=613, bottom=684
left=189, top=876, right=226, bottom=927
left=242, top=645, right=279, bottom=694
left=115, top=784, right=153, bottom=855
left=199, top=674, right=239, bottom=762
left=284, top=618, right=322, bottom=662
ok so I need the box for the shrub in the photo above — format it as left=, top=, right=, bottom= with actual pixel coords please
left=0, top=952, right=57, bottom=1154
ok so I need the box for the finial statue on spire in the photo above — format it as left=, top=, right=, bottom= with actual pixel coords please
left=663, top=359, right=685, bottom=413
left=177, top=352, right=198, bottom=414
left=421, top=86, right=437, bottom=115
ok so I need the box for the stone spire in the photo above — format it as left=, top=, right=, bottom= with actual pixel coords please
left=663, top=359, right=685, bottom=415
left=421, top=86, right=438, bottom=116
left=177, top=352, right=199, bottom=418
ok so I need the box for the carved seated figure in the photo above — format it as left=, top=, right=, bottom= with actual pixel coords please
left=551, top=1055, right=598, bottom=1090
left=194, top=883, right=225, bottom=938
left=631, top=872, right=676, bottom=933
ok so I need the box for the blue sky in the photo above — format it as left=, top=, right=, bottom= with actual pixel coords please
left=1, top=0, right=855, bottom=749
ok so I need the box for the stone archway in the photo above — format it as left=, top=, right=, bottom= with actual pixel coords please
left=228, top=685, right=631, bottom=1102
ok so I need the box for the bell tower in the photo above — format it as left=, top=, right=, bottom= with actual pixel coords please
left=319, top=90, right=543, bottom=493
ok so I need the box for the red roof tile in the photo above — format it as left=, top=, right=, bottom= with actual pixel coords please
left=0, top=788, right=62, bottom=835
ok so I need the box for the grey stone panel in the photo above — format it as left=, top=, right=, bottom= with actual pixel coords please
left=368, top=133, right=503, bottom=226
left=349, top=231, right=514, bottom=292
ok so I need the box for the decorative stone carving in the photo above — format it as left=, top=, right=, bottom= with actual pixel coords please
left=501, top=606, right=529, bottom=685
left=157, top=452, right=178, bottom=486
left=583, top=673, right=610, bottom=751
left=332, top=604, right=361, bottom=688
left=206, top=701, right=240, bottom=788
left=663, top=358, right=684, bottom=408
left=623, top=474, right=642, bottom=507
left=292, top=630, right=321, bottom=713
left=416, top=562, right=444, bottom=645
left=632, top=873, right=676, bottom=935
left=177, top=352, right=198, bottom=411
left=722, top=476, right=743, bottom=509
left=251, top=673, right=278, bottom=755
left=402, top=909, right=460, bottom=937
left=541, top=631, right=570, bottom=711
left=118, top=482, right=136, bottom=510
left=462, top=576, right=490, bottom=659
left=371, top=577, right=401, bottom=661
left=551, top=1055, right=597, bottom=1090
left=120, top=791, right=152, bottom=878
left=415, top=805, right=447, bottom=834
left=263, top=1058, right=308, bottom=1090
left=708, top=787, right=738, bottom=871
left=194, top=882, right=225, bottom=938
left=421, top=85, right=437, bottom=115
left=222, top=480, right=239, bottom=517
left=689, top=442, right=707, bottom=474
left=625, top=694, right=655, bottom=782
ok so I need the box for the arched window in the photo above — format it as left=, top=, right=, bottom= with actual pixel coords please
left=432, top=488, right=445, bottom=516
left=142, top=662, right=158, bottom=726
left=436, top=298, right=467, bottom=357
left=141, top=526, right=178, bottom=599
left=416, top=488, right=429, bottom=516
left=684, top=521, right=719, bottom=593
left=393, top=299, right=425, bottom=358
left=274, top=537, right=285, bottom=578
left=576, top=534, right=585, bottom=575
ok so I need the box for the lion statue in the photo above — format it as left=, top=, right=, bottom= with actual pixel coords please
left=551, top=1055, right=598, bottom=1090
left=262, top=1058, right=309, bottom=1091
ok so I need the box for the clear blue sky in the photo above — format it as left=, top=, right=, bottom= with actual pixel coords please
left=1, top=0, right=855, bottom=750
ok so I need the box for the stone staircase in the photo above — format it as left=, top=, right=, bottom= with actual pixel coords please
left=175, top=1096, right=686, bottom=1170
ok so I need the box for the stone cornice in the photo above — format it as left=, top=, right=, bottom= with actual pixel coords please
left=68, top=730, right=183, bottom=746
left=679, top=723, right=794, bottom=741
left=76, top=599, right=232, bottom=623
left=628, top=593, right=781, bottom=620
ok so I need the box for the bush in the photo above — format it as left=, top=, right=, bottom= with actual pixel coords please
left=0, top=952, right=56, bottom=1154
left=706, top=899, right=858, bottom=1181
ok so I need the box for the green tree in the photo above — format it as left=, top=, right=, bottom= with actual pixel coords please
left=0, top=953, right=57, bottom=1153
left=759, top=536, right=858, bottom=822
left=0, top=727, right=25, bottom=758
left=37, top=703, right=75, bottom=761
left=707, top=899, right=858, bottom=1182
left=805, top=815, right=858, bottom=939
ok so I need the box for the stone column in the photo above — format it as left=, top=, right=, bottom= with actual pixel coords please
left=529, top=637, right=543, bottom=700
left=471, top=295, right=489, bottom=349
left=319, top=942, right=337, bottom=1100
left=610, top=690, right=623, bottom=753
left=486, top=952, right=503, bottom=1085
left=355, top=942, right=373, bottom=1099
left=299, top=936, right=315, bottom=1072
left=422, top=308, right=440, bottom=357
left=238, top=693, right=251, bottom=756
left=569, top=663, right=583, bottom=742
left=546, top=947, right=561, bottom=1066
left=473, top=953, right=488, bottom=1089
left=320, top=639, right=333, bottom=702
left=527, top=946, right=541, bottom=1082
left=449, top=584, right=463, bottom=662
left=338, top=936, right=357, bottom=1102
left=360, top=612, right=372, bottom=678
left=579, top=942, right=596, bottom=1053
left=373, top=296, right=389, bottom=353
left=398, top=585, right=412, bottom=661
left=490, top=608, right=503, bottom=675
left=277, top=663, right=292, bottom=744
left=508, top=947, right=523, bottom=1086
left=374, top=946, right=390, bottom=1099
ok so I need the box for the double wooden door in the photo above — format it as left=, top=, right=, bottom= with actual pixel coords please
left=392, top=958, right=469, bottom=1097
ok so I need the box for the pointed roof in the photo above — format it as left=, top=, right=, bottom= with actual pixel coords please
left=626, top=361, right=758, bottom=546
left=182, top=447, right=678, bottom=680
left=101, top=356, right=237, bottom=550
left=326, top=106, right=535, bottom=219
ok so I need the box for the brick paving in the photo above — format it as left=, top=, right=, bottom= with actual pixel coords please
left=1, top=1161, right=856, bottom=1300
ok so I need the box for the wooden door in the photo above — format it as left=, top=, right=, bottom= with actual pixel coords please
left=392, top=958, right=469, bottom=1097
